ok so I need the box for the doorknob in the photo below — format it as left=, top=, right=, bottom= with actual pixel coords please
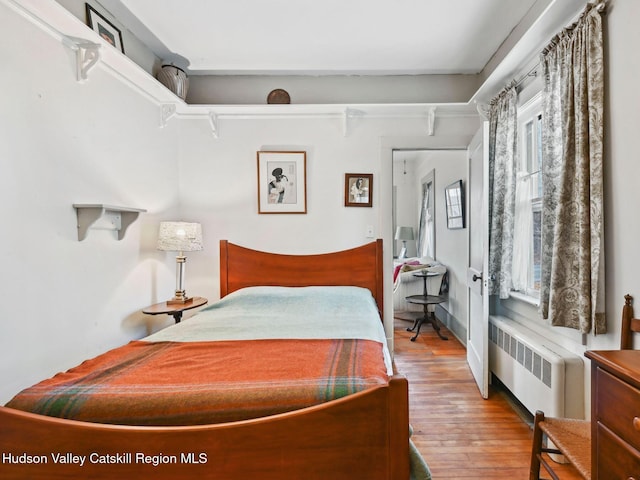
left=472, top=273, right=482, bottom=282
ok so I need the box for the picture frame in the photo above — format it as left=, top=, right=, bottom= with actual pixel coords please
left=345, top=173, right=373, bottom=207
left=86, top=4, right=125, bottom=53
left=445, top=180, right=465, bottom=229
left=257, top=151, right=307, bottom=214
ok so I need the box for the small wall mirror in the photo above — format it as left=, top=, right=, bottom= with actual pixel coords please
left=445, top=180, right=465, bottom=229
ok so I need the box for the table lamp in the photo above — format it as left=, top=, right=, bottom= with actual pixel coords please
left=157, top=221, right=203, bottom=304
left=395, top=226, right=414, bottom=260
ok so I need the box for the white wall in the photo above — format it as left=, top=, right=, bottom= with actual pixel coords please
left=177, top=119, right=464, bottom=281
left=175, top=114, right=479, bottom=351
left=188, top=74, right=480, bottom=105
left=411, top=151, right=469, bottom=335
left=0, top=3, right=180, bottom=403
left=603, top=0, right=640, bottom=350
left=392, top=157, right=419, bottom=258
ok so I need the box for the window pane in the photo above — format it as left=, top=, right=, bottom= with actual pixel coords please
left=525, top=120, right=533, bottom=172
left=531, top=209, right=542, bottom=291
left=514, top=94, right=543, bottom=297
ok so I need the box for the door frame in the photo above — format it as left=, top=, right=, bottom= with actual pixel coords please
left=381, top=135, right=474, bottom=356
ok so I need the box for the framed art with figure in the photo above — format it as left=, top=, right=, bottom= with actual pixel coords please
left=257, top=151, right=307, bottom=214
left=86, top=4, right=125, bottom=53
left=345, top=173, right=373, bottom=207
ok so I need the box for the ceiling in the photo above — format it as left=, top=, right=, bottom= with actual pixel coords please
left=100, top=0, right=539, bottom=76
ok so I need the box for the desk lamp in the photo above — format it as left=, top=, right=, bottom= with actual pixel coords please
left=157, top=221, right=203, bottom=304
left=395, top=226, right=414, bottom=260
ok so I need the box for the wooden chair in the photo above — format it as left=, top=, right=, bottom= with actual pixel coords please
left=529, top=294, right=640, bottom=480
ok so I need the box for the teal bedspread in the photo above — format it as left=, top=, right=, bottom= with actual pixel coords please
left=144, top=286, right=385, bottom=342
left=144, top=286, right=392, bottom=373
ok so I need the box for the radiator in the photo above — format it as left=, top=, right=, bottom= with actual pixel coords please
left=489, top=315, right=585, bottom=419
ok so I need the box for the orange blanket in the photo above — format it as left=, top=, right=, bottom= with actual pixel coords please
left=6, top=339, right=388, bottom=425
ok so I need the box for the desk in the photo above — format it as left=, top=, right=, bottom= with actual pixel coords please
left=142, top=296, right=208, bottom=323
left=405, top=270, right=447, bottom=341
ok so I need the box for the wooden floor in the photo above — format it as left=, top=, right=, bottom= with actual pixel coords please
left=393, top=316, right=583, bottom=479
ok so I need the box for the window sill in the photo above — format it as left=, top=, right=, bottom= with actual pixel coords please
left=508, top=290, right=540, bottom=307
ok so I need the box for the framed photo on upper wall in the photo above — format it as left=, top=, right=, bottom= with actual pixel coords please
left=445, top=179, right=465, bottom=229
left=257, top=151, right=307, bottom=214
left=345, top=173, right=373, bottom=207
left=86, top=4, right=125, bottom=53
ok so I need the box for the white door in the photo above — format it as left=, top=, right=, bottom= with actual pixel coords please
left=466, top=124, right=490, bottom=398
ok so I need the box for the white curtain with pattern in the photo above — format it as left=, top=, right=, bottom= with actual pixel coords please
left=539, top=1, right=606, bottom=334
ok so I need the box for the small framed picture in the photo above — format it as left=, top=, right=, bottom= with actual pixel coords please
left=257, top=151, right=307, bottom=214
left=345, top=173, right=373, bottom=207
left=86, top=4, right=125, bottom=53
left=445, top=179, right=465, bottom=229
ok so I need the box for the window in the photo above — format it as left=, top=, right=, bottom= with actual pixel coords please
left=417, top=170, right=435, bottom=259
left=512, top=93, right=543, bottom=298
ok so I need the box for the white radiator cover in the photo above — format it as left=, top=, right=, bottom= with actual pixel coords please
left=489, top=315, right=585, bottom=419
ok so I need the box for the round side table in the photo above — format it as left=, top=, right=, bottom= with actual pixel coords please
left=142, top=296, right=208, bottom=323
left=405, top=270, right=448, bottom=341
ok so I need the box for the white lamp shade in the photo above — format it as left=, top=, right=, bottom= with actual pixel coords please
left=157, top=222, right=203, bottom=252
left=395, top=226, right=414, bottom=241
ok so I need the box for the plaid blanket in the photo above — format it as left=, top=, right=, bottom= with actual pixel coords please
left=6, top=338, right=388, bottom=425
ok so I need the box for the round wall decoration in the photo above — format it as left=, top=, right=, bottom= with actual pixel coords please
left=267, top=89, right=291, bottom=104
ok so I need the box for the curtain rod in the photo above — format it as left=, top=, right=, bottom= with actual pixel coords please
left=494, top=1, right=602, bottom=101
left=510, top=1, right=606, bottom=94
left=514, top=63, right=540, bottom=90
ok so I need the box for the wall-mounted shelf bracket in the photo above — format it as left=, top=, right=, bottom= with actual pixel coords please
left=160, top=103, right=177, bottom=128
left=62, top=36, right=101, bottom=82
left=426, top=107, right=437, bottom=136
left=208, top=112, right=219, bottom=138
left=475, top=102, right=490, bottom=120
left=73, top=204, right=146, bottom=241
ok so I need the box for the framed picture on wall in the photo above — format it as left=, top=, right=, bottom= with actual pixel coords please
left=257, top=151, right=307, bottom=214
left=86, top=4, right=125, bottom=53
left=445, top=180, right=465, bottom=229
left=345, top=173, right=373, bottom=207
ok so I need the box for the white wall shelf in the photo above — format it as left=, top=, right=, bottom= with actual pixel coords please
left=2, top=0, right=478, bottom=137
left=73, top=204, right=146, bottom=241
left=5, top=0, right=583, bottom=133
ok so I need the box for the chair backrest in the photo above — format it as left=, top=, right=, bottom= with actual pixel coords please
left=438, top=270, right=449, bottom=295
left=425, top=265, right=447, bottom=295
left=621, top=294, right=640, bottom=349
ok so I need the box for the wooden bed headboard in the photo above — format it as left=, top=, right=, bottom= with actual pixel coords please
left=219, top=239, right=384, bottom=319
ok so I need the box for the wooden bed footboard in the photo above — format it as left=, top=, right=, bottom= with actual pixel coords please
left=0, top=375, right=409, bottom=479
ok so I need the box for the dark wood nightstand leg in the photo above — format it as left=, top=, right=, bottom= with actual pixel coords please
left=172, top=312, right=183, bottom=323
left=409, top=316, right=426, bottom=341
left=409, top=305, right=448, bottom=341
left=409, top=307, right=427, bottom=342
left=406, top=317, right=420, bottom=333
left=430, top=311, right=448, bottom=341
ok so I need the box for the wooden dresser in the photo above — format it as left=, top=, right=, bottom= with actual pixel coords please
left=585, top=350, right=640, bottom=479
